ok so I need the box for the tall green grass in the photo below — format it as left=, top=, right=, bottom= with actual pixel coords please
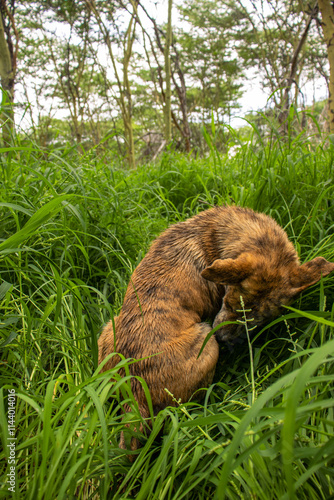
left=0, top=124, right=334, bottom=498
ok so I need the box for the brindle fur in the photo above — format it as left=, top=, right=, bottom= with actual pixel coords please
left=98, top=205, right=334, bottom=448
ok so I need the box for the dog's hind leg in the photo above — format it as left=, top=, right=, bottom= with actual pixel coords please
left=146, top=322, right=219, bottom=409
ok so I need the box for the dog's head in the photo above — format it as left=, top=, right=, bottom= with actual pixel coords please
left=201, top=253, right=334, bottom=343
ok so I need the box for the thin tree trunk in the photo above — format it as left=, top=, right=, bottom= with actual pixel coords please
left=164, top=0, right=172, bottom=143
left=318, top=0, right=334, bottom=132
left=279, top=18, right=312, bottom=120
left=123, top=13, right=136, bottom=168
left=0, top=73, right=14, bottom=146
left=278, top=5, right=317, bottom=125
left=170, top=48, right=191, bottom=152
left=139, top=1, right=191, bottom=150
left=0, top=0, right=18, bottom=146
left=47, top=40, right=82, bottom=144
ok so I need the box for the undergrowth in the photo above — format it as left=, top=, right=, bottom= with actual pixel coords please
left=0, top=122, right=334, bottom=499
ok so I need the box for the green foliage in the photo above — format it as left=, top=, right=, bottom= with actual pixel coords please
left=0, top=126, right=334, bottom=498
left=176, top=0, right=247, bottom=121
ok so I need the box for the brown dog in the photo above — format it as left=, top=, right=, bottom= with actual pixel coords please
left=98, top=205, right=334, bottom=437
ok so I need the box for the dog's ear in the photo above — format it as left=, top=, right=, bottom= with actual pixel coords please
left=201, top=253, right=255, bottom=284
left=290, top=257, right=334, bottom=295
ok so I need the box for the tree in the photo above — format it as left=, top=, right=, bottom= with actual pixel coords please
left=164, top=0, right=172, bottom=143
left=132, top=1, right=192, bottom=152
left=176, top=0, right=249, bottom=125
left=17, top=0, right=114, bottom=148
left=17, top=0, right=138, bottom=157
left=86, top=0, right=137, bottom=167
left=278, top=3, right=319, bottom=124
left=235, top=0, right=326, bottom=127
left=47, top=39, right=109, bottom=145
left=317, top=0, right=334, bottom=132
left=0, top=0, right=19, bottom=145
